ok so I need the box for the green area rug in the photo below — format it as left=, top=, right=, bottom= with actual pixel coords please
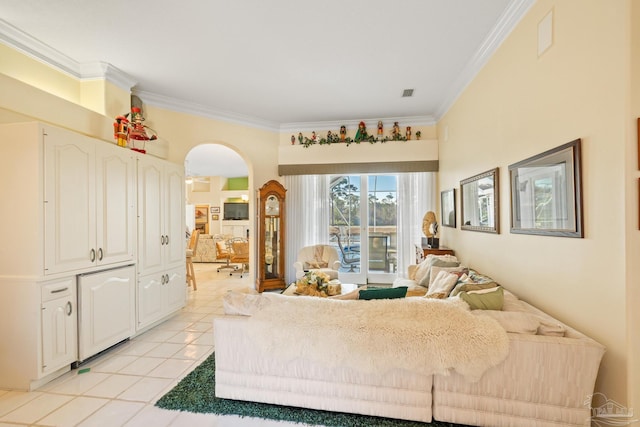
left=155, top=353, right=470, bottom=427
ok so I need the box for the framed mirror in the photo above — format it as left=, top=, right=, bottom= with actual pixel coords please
left=509, top=139, right=583, bottom=237
left=440, top=189, right=456, bottom=228
left=460, top=168, right=500, bottom=233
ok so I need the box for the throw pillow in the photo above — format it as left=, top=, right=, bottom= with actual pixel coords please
left=450, top=281, right=499, bottom=297
left=459, top=286, right=504, bottom=310
left=415, top=256, right=461, bottom=288
left=537, top=319, right=566, bottom=337
left=359, top=286, right=408, bottom=300
left=429, top=266, right=469, bottom=286
left=426, top=270, right=459, bottom=297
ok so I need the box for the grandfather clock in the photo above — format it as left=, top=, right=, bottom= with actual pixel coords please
left=256, top=180, right=286, bottom=292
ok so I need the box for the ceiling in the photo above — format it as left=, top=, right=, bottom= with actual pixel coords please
left=0, top=0, right=533, bottom=131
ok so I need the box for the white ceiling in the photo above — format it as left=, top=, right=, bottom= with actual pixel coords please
left=0, top=0, right=533, bottom=130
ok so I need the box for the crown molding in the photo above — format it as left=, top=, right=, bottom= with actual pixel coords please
left=79, top=61, right=137, bottom=89
left=133, top=89, right=281, bottom=132
left=434, top=0, right=536, bottom=120
left=0, top=19, right=136, bottom=92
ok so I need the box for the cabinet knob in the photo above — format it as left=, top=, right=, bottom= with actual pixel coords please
left=97, top=248, right=103, bottom=261
left=66, top=301, right=73, bottom=316
left=89, top=249, right=96, bottom=262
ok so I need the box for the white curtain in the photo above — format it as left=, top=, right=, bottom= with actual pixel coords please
left=284, top=175, right=330, bottom=283
left=396, top=172, right=436, bottom=277
left=284, top=172, right=434, bottom=283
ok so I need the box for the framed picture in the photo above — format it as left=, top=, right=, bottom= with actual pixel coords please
left=440, top=189, right=456, bottom=228
left=460, top=168, right=500, bottom=234
left=211, top=206, right=220, bottom=214
left=509, top=139, right=583, bottom=237
left=212, top=214, right=219, bottom=221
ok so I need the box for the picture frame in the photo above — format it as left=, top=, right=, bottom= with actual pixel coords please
left=211, top=206, right=220, bottom=214
left=212, top=214, right=219, bottom=221
left=440, top=189, right=456, bottom=228
left=460, top=168, right=500, bottom=234
left=509, top=139, right=583, bottom=237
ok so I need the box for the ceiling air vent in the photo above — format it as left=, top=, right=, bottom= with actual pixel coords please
left=402, top=89, right=414, bottom=97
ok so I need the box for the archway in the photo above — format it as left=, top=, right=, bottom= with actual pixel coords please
left=184, top=143, right=252, bottom=279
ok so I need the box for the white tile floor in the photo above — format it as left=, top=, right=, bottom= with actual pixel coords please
left=0, top=264, right=303, bottom=427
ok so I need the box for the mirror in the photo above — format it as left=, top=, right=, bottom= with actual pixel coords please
left=509, top=139, right=583, bottom=237
left=460, top=168, right=499, bottom=233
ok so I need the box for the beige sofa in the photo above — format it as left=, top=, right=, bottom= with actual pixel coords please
left=214, top=265, right=604, bottom=426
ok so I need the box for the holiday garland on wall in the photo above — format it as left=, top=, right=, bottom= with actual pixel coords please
left=291, top=120, right=422, bottom=148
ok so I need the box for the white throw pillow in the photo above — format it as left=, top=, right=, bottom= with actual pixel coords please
left=426, top=270, right=458, bottom=297
left=429, top=266, right=467, bottom=286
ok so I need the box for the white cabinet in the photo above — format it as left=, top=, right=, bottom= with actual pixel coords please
left=41, top=278, right=77, bottom=376
left=137, top=267, right=185, bottom=329
left=137, top=156, right=186, bottom=330
left=137, top=156, right=185, bottom=275
left=43, top=126, right=136, bottom=275
left=77, top=265, right=136, bottom=362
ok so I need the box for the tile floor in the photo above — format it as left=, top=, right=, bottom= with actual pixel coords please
left=0, top=264, right=303, bottom=427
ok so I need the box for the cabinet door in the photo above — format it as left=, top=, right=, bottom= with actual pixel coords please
left=137, top=273, right=164, bottom=329
left=78, top=266, right=135, bottom=361
left=95, top=145, right=136, bottom=266
left=41, top=279, right=77, bottom=375
left=44, top=129, right=96, bottom=274
left=137, top=159, right=164, bottom=274
left=164, top=163, right=185, bottom=267
left=165, top=266, right=186, bottom=314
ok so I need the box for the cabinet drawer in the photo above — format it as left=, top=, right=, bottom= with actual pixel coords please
left=41, top=278, right=75, bottom=302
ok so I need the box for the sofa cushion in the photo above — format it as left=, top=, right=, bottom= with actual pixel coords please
left=473, top=310, right=540, bottom=334
left=429, top=266, right=468, bottom=286
left=459, top=286, right=504, bottom=310
left=359, top=286, right=408, bottom=300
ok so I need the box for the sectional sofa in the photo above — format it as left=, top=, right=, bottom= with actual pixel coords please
left=213, top=259, right=605, bottom=426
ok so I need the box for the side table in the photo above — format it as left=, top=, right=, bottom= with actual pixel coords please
left=422, top=246, right=455, bottom=257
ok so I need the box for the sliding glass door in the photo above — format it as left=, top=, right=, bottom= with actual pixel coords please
left=329, top=174, right=398, bottom=284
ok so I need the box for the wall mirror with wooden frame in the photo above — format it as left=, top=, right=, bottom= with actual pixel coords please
left=460, top=168, right=499, bottom=234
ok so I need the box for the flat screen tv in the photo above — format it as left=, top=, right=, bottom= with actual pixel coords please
left=223, top=202, right=249, bottom=220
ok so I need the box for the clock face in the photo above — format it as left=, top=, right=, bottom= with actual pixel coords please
left=265, top=195, right=279, bottom=216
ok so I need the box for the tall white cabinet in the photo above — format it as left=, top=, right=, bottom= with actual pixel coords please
left=136, top=154, right=186, bottom=330
left=0, top=122, right=185, bottom=390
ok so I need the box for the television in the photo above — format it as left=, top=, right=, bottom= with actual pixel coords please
left=223, top=202, right=249, bottom=220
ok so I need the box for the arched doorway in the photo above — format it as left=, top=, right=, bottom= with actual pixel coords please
left=184, top=143, right=252, bottom=277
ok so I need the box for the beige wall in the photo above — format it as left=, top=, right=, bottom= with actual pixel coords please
left=438, top=0, right=632, bottom=405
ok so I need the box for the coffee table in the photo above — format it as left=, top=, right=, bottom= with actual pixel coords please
left=282, top=282, right=359, bottom=297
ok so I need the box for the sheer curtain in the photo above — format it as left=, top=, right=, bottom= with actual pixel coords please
left=396, top=172, right=436, bottom=277
left=284, top=175, right=330, bottom=283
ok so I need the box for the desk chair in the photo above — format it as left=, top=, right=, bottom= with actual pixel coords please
left=216, top=238, right=238, bottom=273
left=229, top=238, right=249, bottom=278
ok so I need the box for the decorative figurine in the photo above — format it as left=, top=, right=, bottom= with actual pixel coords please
left=339, top=125, right=346, bottom=141
left=291, top=135, right=295, bottom=145
left=354, top=121, right=368, bottom=142
left=416, top=130, right=422, bottom=140
left=113, top=114, right=129, bottom=147
left=392, top=121, right=400, bottom=139
left=311, top=131, right=317, bottom=141
left=327, top=130, right=332, bottom=140
left=298, top=132, right=303, bottom=144
left=406, top=126, right=412, bottom=140
left=377, top=120, right=383, bottom=136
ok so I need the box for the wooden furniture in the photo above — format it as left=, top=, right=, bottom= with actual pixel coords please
left=257, top=180, right=286, bottom=292
left=230, top=238, right=249, bottom=278
left=186, top=230, right=200, bottom=290
left=422, top=246, right=455, bottom=257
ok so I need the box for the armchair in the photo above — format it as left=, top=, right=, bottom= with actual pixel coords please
left=293, top=245, right=340, bottom=280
